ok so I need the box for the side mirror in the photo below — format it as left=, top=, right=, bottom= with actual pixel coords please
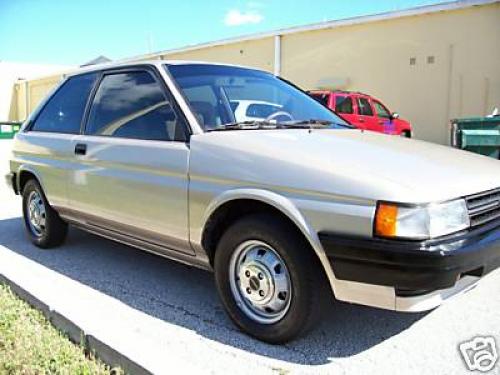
left=391, top=112, right=400, bottom=120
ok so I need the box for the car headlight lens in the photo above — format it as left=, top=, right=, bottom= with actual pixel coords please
left=374, top=199, right=470, bottom=240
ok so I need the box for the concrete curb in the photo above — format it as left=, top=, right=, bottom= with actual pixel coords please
left=0, top=242, right=287, bottom=375
left=0, top=272, right=151, bottom=375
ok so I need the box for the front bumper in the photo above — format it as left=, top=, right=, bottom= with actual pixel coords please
left=320, top=220, right=500, bottom=301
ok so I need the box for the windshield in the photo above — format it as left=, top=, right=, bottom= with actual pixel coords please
left=165, top=64, right=350, bottom=131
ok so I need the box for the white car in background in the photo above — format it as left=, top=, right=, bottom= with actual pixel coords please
left=231, top=100, right=283, bottom=122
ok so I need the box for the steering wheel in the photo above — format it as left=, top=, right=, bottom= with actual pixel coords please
left=266, top=111, right=294, bottom=122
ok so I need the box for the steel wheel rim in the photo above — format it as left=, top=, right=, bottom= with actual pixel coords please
left=229, top=240, right=292, bottom=324
left=27, top=190, right=46, bottom=237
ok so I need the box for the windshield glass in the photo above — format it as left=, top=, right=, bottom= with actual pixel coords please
left=165, top=64, right=350, bottom=131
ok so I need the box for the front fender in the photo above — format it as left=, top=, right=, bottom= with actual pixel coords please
left=197, top=188, right=339, bottom=295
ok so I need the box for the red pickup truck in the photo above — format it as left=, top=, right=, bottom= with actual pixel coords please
left=308, top=90, right=412, bottom=137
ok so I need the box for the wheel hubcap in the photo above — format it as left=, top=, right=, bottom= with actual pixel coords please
left=27, top=191, right=46, bottom=237
left=229, top=240, right=292, bottom=324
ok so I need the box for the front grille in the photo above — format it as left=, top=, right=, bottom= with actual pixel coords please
left=465, top=188, right=500, bottom=228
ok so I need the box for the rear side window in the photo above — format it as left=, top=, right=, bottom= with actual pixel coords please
left=86, top=71, right=185, bottom=141
left=357, top=97, right=373, bottom=116
left=31, top=73, right=97, bottom=134
left=335, top=96, right=353, bottom=114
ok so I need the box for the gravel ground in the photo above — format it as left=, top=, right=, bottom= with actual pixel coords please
left=0, top=139, right=499, bottom=374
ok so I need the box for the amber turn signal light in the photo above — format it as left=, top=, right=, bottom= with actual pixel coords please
left=375, top=203, right=398, bottom=237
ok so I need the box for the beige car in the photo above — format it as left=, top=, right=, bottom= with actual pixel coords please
left=5, top=60, right=500, bottom=343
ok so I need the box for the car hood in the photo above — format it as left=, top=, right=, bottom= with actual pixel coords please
left=190, top=129, right=500, bottom=203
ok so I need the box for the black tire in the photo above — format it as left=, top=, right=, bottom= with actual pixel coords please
left=214, top=213, right=326, bottom=343
left=402, top=130, right=412, bottom=138
left=22, top=179, right=68, bottom=248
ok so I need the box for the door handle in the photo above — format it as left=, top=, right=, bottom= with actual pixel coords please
left=358, top=118, right=365, bottom=123
left=74, top=143, right=87, bottom=156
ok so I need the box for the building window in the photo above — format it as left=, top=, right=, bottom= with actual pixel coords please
left=409, top=57, right=417, bottom=66
left=427, top=56, right=435, bottom=64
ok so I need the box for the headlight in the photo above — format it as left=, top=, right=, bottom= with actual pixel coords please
left=374, top=199, right=470, bottom=240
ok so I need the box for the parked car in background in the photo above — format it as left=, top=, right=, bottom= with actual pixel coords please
left=6, top=61, right=500, bottom=344
left=308, top=90, right=412, bottom=137
left=230, top=100, right=283, bottom=122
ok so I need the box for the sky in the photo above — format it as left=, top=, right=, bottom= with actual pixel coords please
left=0, top=0, right=444, bottom=66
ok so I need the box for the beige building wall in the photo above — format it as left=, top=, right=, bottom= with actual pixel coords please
left=27, top=75, right=62, bottom=112
left=0, top=62, right=71, bottom=122
left=280, top=2, right=500, bottom=144
left=11, top=74, right=63, bottom=122
left=10, top=1, right=499, bottom=145
left=159, top=37, right=275, bottom=72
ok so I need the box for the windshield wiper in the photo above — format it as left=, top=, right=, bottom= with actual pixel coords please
left=279, top=119, right=333, bottom=127
left=208, top=119, right=335, bottom=131
left=281, top=119, right=352, bottom=128
left=209, top=120, right=278, bottom=131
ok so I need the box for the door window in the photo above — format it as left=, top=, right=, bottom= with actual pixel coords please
left=373, top=101, right=391, bottom=119
left=86, top=71, right=185, bottom=141
left=31, top=73, right=97, bottom=134
left=335, top=96, right=354, bottom=114
left=356, top=97, right=374, bottom=116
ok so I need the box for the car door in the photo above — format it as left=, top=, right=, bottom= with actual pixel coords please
left=355, top=95, right=379, bottom=132
left=67, top=68, right=193, bottom=254
left=372, top=99, right=395, bottom=134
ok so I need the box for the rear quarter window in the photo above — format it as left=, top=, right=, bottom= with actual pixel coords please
left=30, top=73, right=97, bottom=134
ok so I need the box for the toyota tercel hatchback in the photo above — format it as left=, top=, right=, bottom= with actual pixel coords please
left=6, top=61, right=500, bottom=343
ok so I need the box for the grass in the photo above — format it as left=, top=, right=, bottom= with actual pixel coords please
left=0, top=284, right=120, bottom=374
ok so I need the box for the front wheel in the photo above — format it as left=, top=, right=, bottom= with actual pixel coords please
left=214, top=214, right=326, bottom=343
left=401, top=130, right=412, bottom=138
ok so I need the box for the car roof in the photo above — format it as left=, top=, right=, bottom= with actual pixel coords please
left=308, top=90, right=370, bottom=97
left=65, top=60, right=267, bottom=79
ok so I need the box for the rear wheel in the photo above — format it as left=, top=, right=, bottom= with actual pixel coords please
left=22, top=179, right=68, bottom=248
left=214, top=214, right=326, bottom=343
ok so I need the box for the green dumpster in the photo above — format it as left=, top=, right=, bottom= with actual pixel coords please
left=0, top=122, right=22, bottom=140
left=451, top=116, right=500, bottom=159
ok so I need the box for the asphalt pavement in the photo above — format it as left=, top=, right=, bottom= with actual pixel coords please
left=0, top=139, right=499, bottom=374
